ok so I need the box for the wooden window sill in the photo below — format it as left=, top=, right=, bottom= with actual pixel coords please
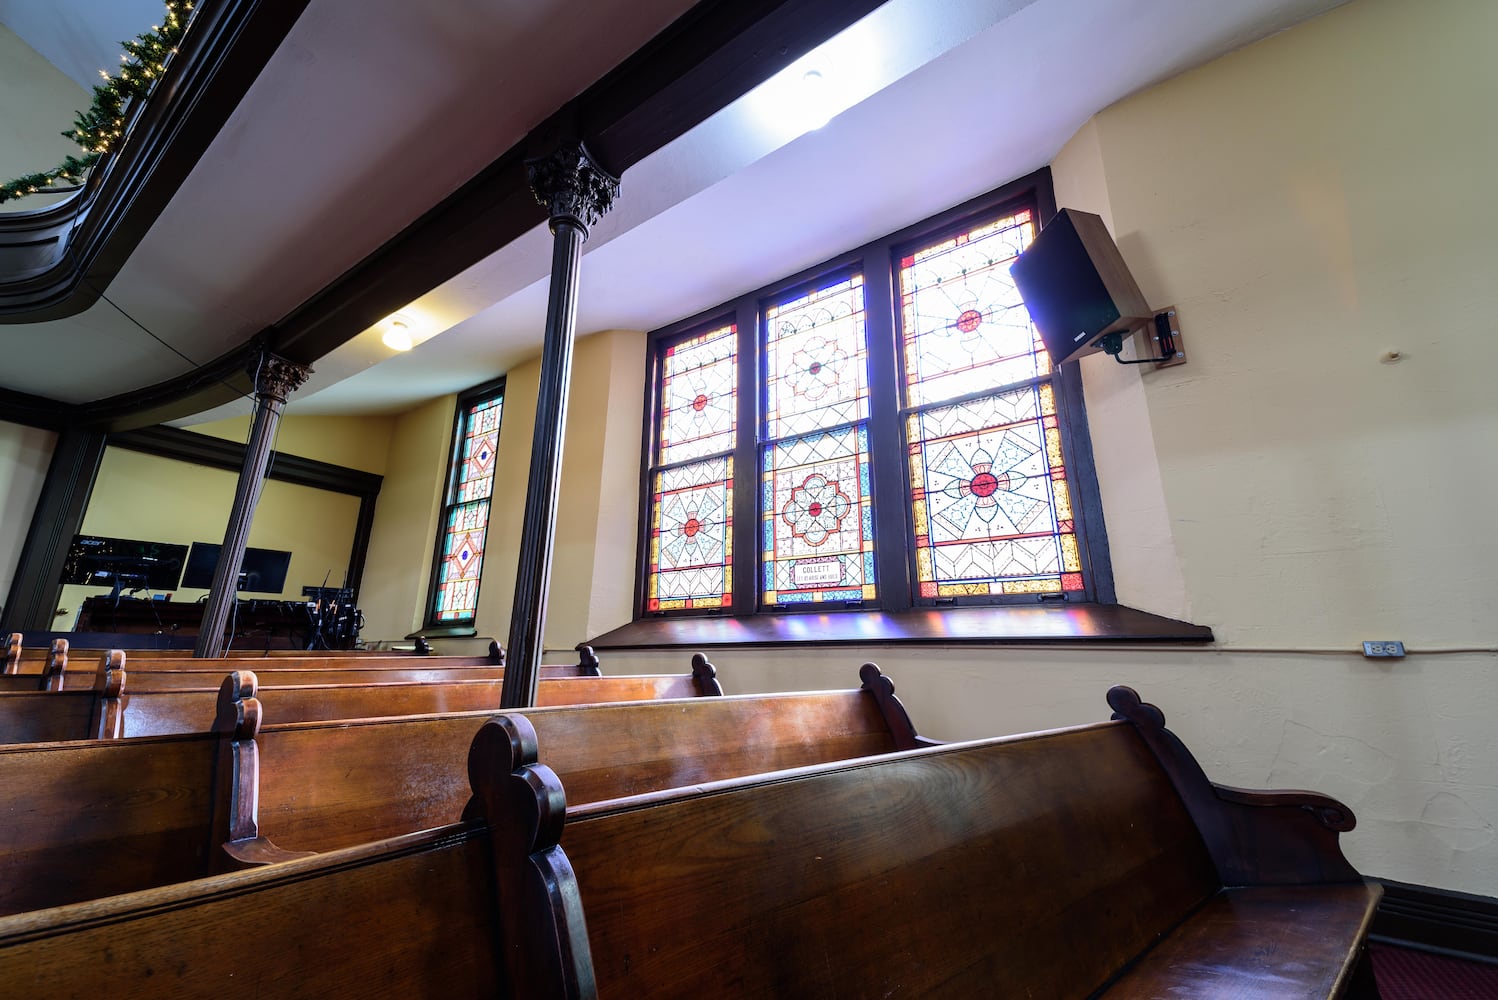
left=406, top=626, right=479, bottom=640
left=587, top=604, right=1212, bottom=650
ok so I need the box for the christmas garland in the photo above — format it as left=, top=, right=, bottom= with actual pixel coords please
left=0, top=1, right=193, bottom=204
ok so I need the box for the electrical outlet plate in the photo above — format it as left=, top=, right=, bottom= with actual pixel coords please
left=1361, top=641, right=1405, bottom=658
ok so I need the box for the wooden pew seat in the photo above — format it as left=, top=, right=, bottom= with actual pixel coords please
left=476, top=685, right=1381, bottom=999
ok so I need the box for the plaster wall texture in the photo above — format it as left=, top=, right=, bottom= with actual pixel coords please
left=1080, top=0, right=1497, bottom=649
left=358, top=394, right=454, bottom=638
left=192, top=413, right=397, bottom=475
left=0, top=420, right=57, bottom=606
left=476, top=328, right=646, bottom=650
left=0, top=24, right=86, bottom=212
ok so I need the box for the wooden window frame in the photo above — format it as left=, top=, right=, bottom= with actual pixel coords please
left=423, top=376, right=506, bottom=630
left=634, top=167, right=1116, bottom=622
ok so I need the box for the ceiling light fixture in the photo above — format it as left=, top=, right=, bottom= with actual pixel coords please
left=382, top=317, right=415, bottom=351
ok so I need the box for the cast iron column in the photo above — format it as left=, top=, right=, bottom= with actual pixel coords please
left=500, top=141, right=619, bottom=708
left=195, top=352, right=311, bottom=657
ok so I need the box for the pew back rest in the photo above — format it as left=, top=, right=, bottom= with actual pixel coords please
left=248, top=680, right=915, bottom=855
left=0, top=690, right=96, bottom=743
left=103, top=671, right=717, bottom=738
left=107, top=677, right=510, bottom=738
left=534, top=653, right=720, bottom=706
left=484, top=721, right=1224, bottom=999
left=55, top=664, right=507, bottom=691
left=0, top=732, right=226, bottom=916
left=0, top=823, right=506, bottom=998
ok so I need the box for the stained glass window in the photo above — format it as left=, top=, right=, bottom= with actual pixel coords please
left=762, top=425, right=875, bottom=605
left=639, top=176, right=1106, bottom=619
left=900, top=209, right=1040, bottom=407
left=899, top=210, right=1084, bottom=598
left=644, top=323, right=737, bottom=613
left=430, top=386, right=503, bottom=624
left=647, top=457, right=733, bottom=611
left=433, top=501, right=489, bottom=621
left=659, top=323, right=736, bottom=466
left=761, top=274, right=875, bottom=607
left=764, top=274, right=869, bottom=441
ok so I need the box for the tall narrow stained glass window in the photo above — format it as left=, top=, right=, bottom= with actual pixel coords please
left=430, top=389, right=503, bottom=624
left=645, top=323, right=736, bottom=612
left=762, top=274, right=876, bottom=606
left=899, top=208, right=1085, bottom=598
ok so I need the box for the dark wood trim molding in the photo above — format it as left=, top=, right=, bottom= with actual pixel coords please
left=0, top=430, right=106, bottom=631
left=589, top=603, right=1213, bottom=650
left=1372, top=879, right=1498, bottom=963
left=0, top=0, right=888, bottom=432
left=0, top=0, right=313, bottom=322
left=110, top=425, right=382, bottom=496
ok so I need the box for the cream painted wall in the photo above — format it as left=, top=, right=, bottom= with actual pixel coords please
left=597, top=643, right=1497, bottom=895
left=61, top=446, right=360, bottom=621
left=474, top=362, right=536, bottom=641
left=1083, top=0, right=1498, bottom=650
left=358, top=395, right=454, bottom=638
left=476, top=329, right=647, bottom=649
left=0, top=25, right=87, bottom=212
left=191, top=413, right=396, bottom=475
left=563, top=0, right=1498, bottom=898
left=0, top=420, right=58, bottom=607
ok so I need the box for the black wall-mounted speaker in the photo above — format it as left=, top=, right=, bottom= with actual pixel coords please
left=1011, top=208, right=1152, bottom=365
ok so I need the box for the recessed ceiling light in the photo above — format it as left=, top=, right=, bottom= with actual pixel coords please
left=382, top=319, right=415, bottom=351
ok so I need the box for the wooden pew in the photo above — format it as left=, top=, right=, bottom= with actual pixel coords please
left=0, top=689, right=96, bottom=743
left=0, top=637, right=65, bottom=685
left=0, top=728, right=233, bottom=916
left=29, top=640, right=505, bottom=687
left=0, top=822, right=508, bottom=997
left=225, top=661, right=921, bottom=862
left=97, top=659, right=717, bottom=739
left=0, top=654, right=715, bottom=744
left=0, top=660, right=912, bottom=918
left=0, top=661, right=915, bottom=981
left=476, top=685, right=1382, bottom=999
left=10, top=637, right=603, bottom=690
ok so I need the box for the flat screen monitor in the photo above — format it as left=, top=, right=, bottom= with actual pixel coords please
left=61, top=535, right=188, bottom=592
left=180, top=542, right=293, bottom=595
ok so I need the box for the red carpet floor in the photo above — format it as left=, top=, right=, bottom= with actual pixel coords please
left=1370, top=943, right=1498, bottom=999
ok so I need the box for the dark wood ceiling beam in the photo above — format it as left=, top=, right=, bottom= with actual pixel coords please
left=0, top=0, right=888, bottom=429
left=268, top=0, right=888, bottom=366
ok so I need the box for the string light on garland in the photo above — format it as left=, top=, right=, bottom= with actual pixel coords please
left=0, top=1, right=194, bottom=204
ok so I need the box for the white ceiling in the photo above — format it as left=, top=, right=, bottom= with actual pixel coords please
left=0, top=0, right=1347, bottom=423
left=0, top=0, right=163, bottom=92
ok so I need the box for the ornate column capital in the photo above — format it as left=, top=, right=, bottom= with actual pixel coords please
left=248, top=352, right=312, bottom=404
left=526, top=140, right=620, bottom=237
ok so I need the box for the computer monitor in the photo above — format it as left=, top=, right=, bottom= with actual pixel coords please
left=61, top=535, right=188, bottom=592
left=180, top=542, right=293, bottom=595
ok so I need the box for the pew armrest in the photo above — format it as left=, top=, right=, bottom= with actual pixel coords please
left=1211, top=783, right=1356, bottom=831
left=223, top=836, right=318, bottom=867
left=1108, top=685, right=1362, bottom=886
left=858, top=663, right=936, bottom=751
